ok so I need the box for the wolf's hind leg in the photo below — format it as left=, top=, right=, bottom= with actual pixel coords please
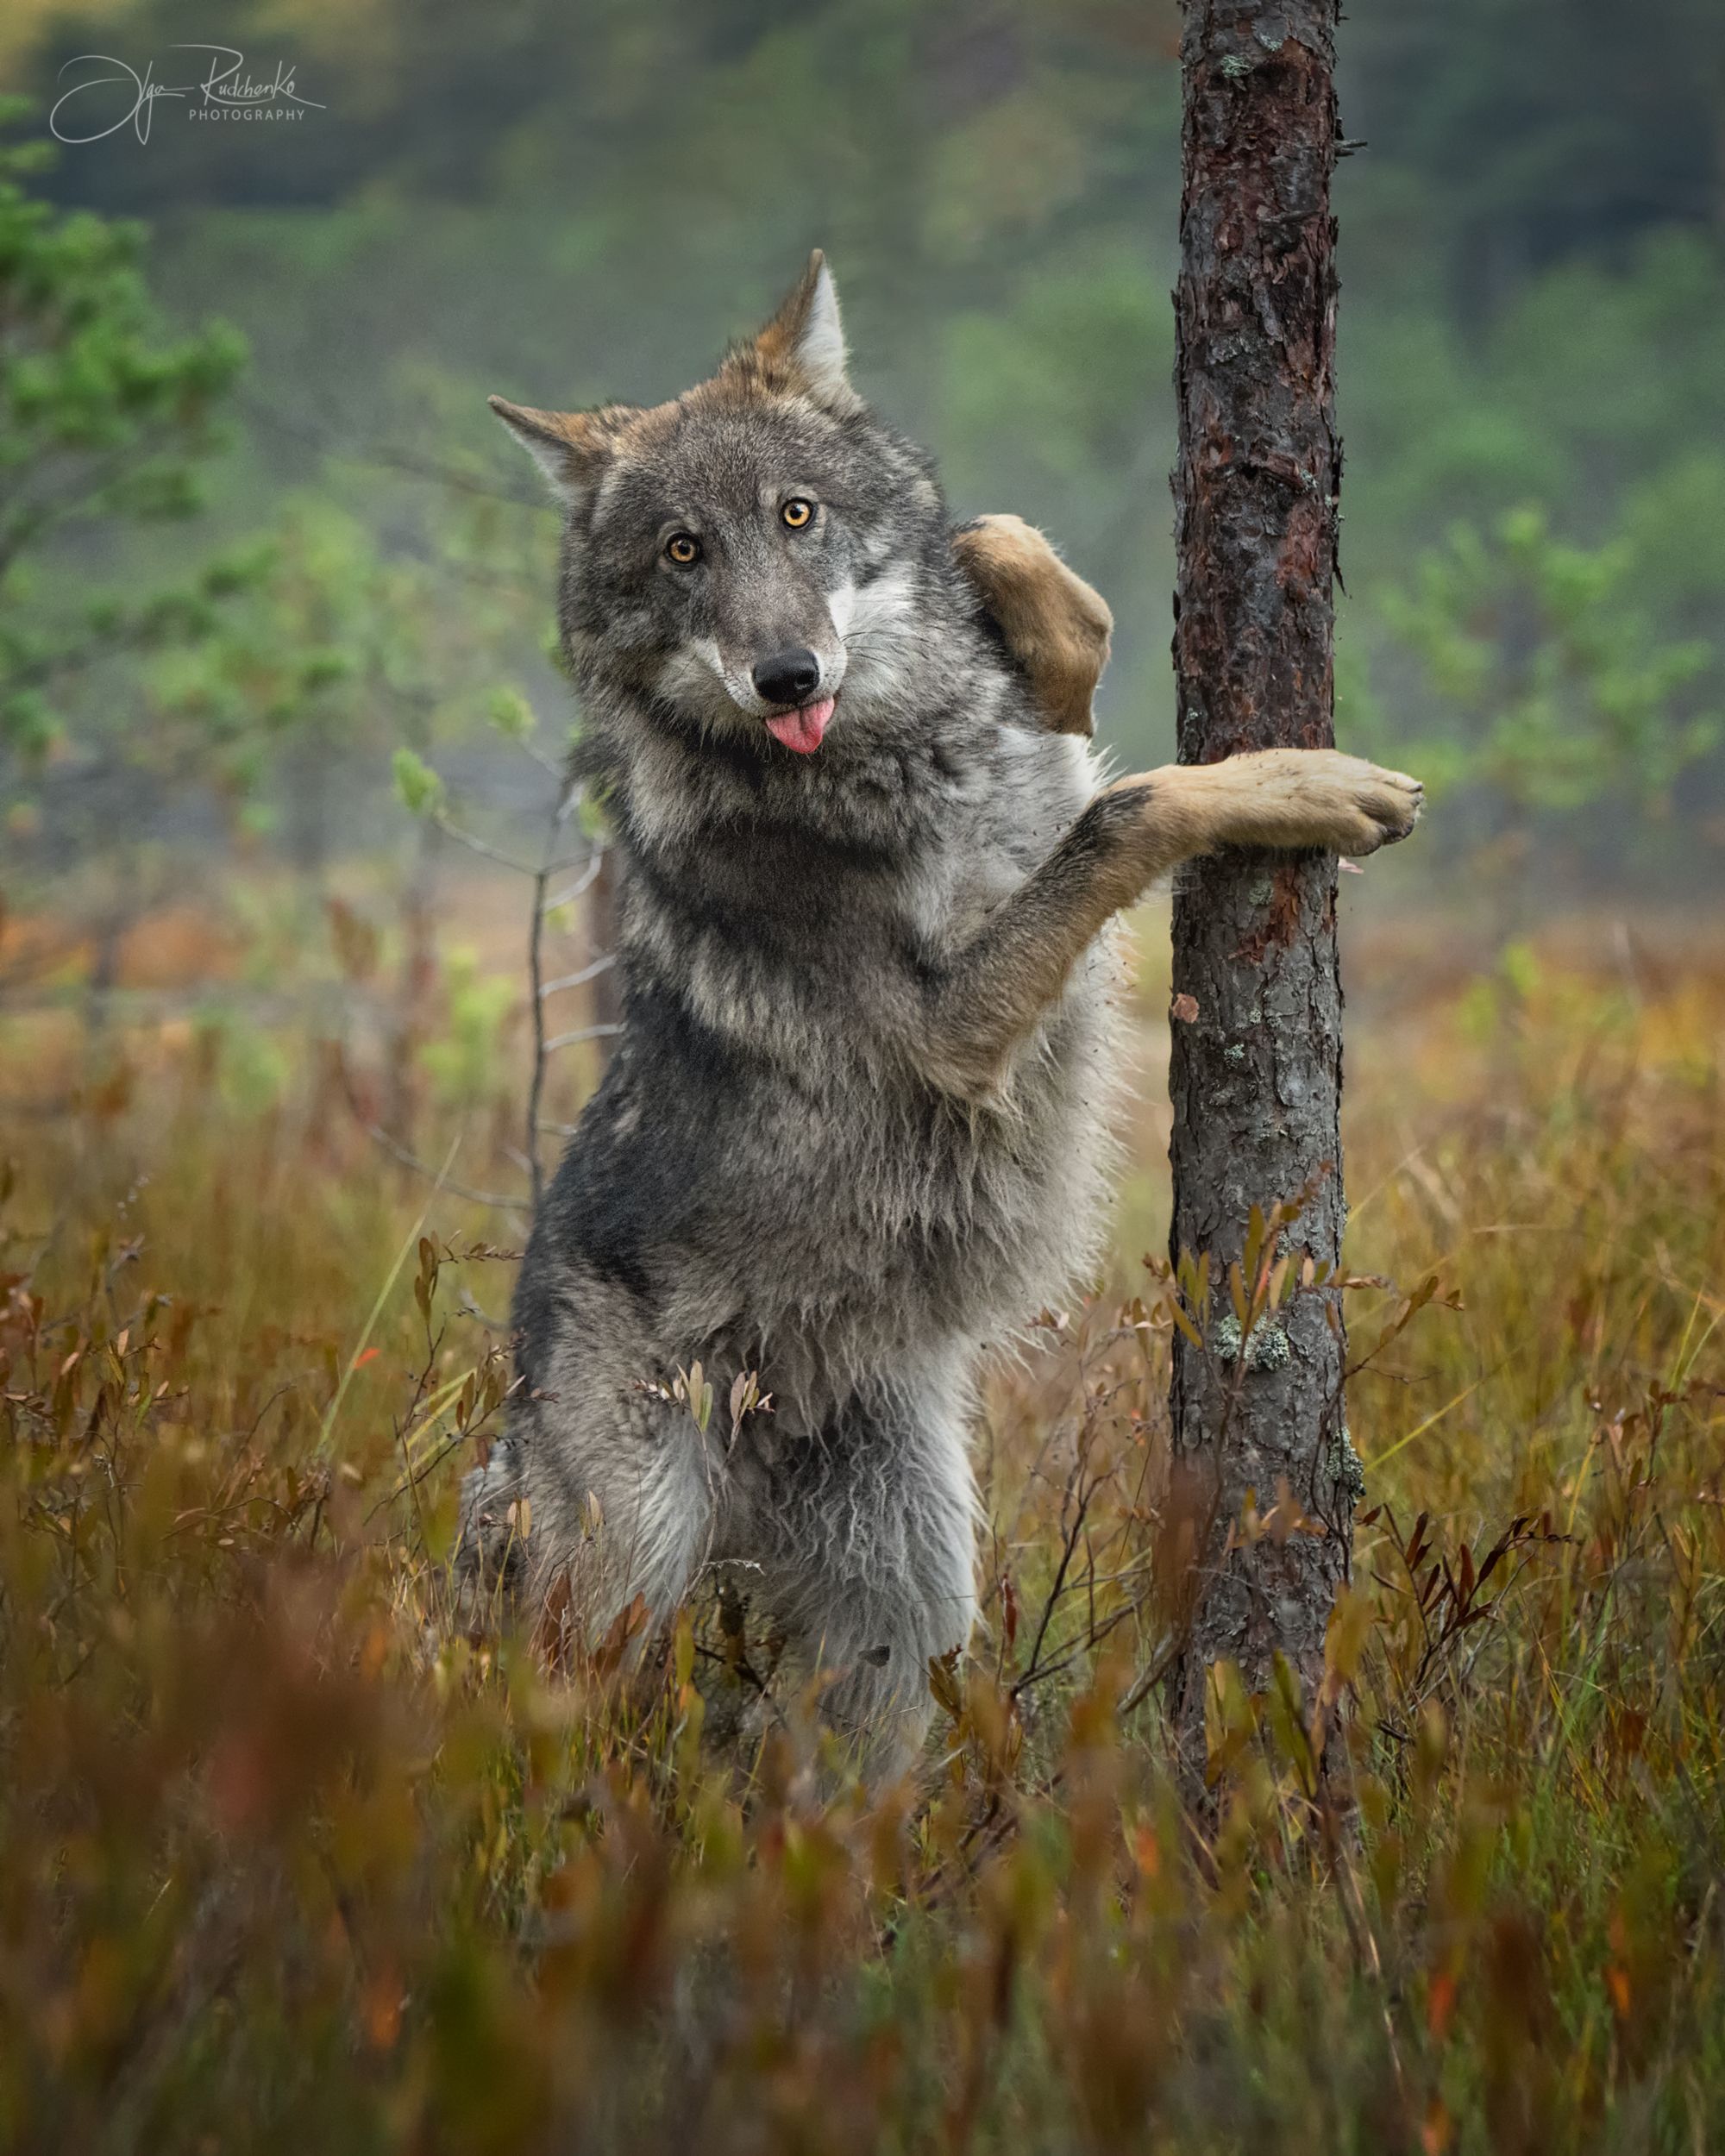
left=756, top=1395, right=979, bottom=1782
left=459, top=1407, right=720, bottom=1647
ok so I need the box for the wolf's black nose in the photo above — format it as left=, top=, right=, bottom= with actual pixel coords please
left=752, top=648, right=821, bottom=706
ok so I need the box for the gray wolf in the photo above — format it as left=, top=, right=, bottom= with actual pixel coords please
left=467, top=253, right=1421, bottom=1773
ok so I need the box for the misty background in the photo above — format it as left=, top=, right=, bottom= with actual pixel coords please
left=4, top=0, right=1725, bottom=956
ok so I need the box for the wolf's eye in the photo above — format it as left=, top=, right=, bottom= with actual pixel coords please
left=781, top=498, right=814, bottom=530
left=665, top=532, right=700, bottom=566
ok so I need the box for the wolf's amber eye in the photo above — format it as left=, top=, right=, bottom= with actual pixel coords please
left=665, top=532, right=700, bottom=566
left=781, top=498, right=814, bottom=530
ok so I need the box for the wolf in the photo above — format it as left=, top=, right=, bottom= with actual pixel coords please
left=468, top=253, right=1421, bottom=1773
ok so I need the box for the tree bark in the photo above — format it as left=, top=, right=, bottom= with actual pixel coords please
left=1165, top=0, right=1355, bottom=1781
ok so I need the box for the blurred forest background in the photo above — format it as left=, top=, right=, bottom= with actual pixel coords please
left=4, top=0, right=1725, bottom=959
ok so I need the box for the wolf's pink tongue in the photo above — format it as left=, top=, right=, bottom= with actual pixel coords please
left=765, top=695, right=835, bottom=754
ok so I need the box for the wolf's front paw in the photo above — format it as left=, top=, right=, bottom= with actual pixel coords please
left=1261, top=749, right=1424, bottom=857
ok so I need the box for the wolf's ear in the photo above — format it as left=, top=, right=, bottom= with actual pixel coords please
left=487, top=397, right=634, bottom=509
left=743, top=250, right=857, bottom=411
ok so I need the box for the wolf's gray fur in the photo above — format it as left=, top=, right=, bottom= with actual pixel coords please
left=467, top=254, right=1421, bottom=1772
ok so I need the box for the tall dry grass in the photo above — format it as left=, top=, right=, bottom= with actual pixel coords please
left=2, top=900, right=1722, bottom=2152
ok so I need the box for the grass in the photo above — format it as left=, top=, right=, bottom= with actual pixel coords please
left=2, top=893, right=1722, bottom=2153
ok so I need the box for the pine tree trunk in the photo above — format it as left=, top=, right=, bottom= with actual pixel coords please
left=1165, top=0, right=1355, bottom=1781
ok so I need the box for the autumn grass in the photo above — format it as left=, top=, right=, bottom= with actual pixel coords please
left=2, top=906, right=1722, bottom=2153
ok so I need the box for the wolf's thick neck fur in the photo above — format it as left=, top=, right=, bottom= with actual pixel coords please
left=555, top=542, right=1126, bottom=1424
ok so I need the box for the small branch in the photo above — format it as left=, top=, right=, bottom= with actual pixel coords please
left=1117, top=1636, right=1185, bottom=1720
left=543, top=1023, right=624, bottom=1054
left=455, top=1289, right=509, bottom=1331
left=543, top=856, right=605, bottom=913
left=432, top=814, right=540, bottom=877
left=242, top=395, right=549, bottom=512
left=538, top=954, right=616, bottom=999
left=524, top=776, right=586, bottom=1211
left=356, top=1115, right=524, bottom=1211
left=518, top=736, right=570, bottom=781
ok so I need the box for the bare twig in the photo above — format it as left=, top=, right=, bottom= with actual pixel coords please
left=539, top=955, right=616, bottom=1000
left=524, top=775, right=592, bottom=1211
left=357, top=1118, right=524, bottom=1213
left=431, top=814, right=540, bottom=878
left=543, top=1023, right=624, bottom=1055
left=242, top=396, right=549, bottom=512
left=543, top=856, right=605, bottom=914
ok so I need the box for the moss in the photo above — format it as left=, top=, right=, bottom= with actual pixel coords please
left=1330, top=1425, right=1367, bottom=1501
left=1211, top=1313, right=1290, bottom=1370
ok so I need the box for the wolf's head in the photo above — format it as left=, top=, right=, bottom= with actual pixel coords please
left=491, top=254, right=958, bottom=764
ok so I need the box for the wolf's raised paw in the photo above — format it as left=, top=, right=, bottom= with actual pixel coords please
left=1241, top=748, right=1424, bottom=858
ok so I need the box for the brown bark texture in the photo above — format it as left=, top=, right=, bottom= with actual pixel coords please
left=1165, top=0, right=1353, bottom=1771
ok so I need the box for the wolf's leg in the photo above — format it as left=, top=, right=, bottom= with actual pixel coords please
left=458, top=1399, right=720, bottom=1643
left=919, top=749, right=1421, bottom=1097
left=754, top=1392, right=979, bottom=1781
